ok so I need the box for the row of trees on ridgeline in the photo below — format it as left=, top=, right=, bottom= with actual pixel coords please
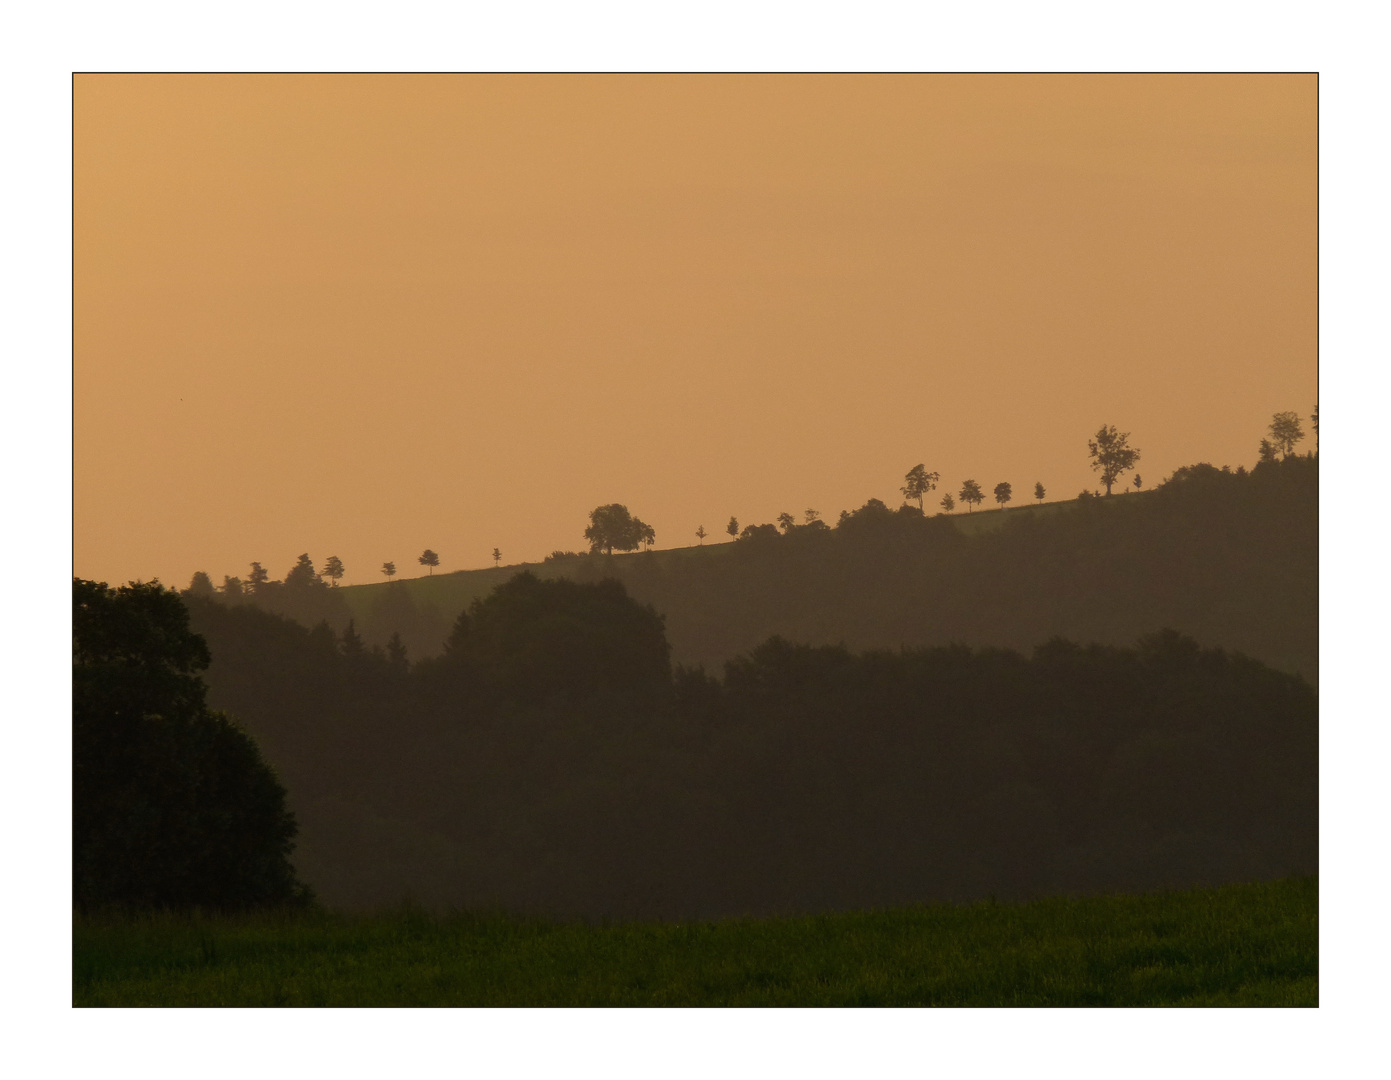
left=186, top=412, right=1312, bottom=595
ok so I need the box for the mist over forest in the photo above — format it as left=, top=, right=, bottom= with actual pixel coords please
left=190, top=452, right=1318, bottom=685
left=142, top=450, right=1319, bottom=916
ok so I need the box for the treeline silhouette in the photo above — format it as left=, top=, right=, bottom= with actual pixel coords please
left=185, top=454, right=1318, bottom=686
left=183, top=570, right=1316, bottom=919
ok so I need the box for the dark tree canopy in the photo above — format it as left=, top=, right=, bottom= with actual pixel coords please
left=584, top=504, right=653, bottom=555
left=1034, top=482, right=1045, bottom=503
left=419, top=549, right=440, bottom=575
left=435, top=572, right=671, bottom=707
left=958, top=479, right=984, bottom=512
left=726, top=516, right=739, bottom=540
left=994, top=481, right=1013, bottom=509
left=73, top=578, right=305, bottom=911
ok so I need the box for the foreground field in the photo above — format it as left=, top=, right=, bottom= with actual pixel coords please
left=75, top=877, right=1315, bottom=1006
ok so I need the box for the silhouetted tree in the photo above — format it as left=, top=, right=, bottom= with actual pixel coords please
left=695, top=525, right=708, bottom=545
left=639, top=522, right=656, bottom=551
left=1269, top=412, right=1305, bottom=458
left=1034, top=482, right=1045, bottom=504
left=322, top=555, right=345, bottom=587
left=419, top=549, right=440, bottom=575
left=73, top=578, right=305, bottom=910
left=1258, top=438, right=1278, bottom=465
left=585, top=504, right=650, bottom=555
left=340, top=619, right=365, bottom=658
left=727, top=516, right=739, bottom=541
left=959, top=479, right=984, bottom=513
left=382, top=561, right=397, bottom=580
left=285, top=554, right=319, bottom=589
left=1311, top=404, right=1318, bottom=450
left=247, top=562, right=270, bottom=593
left=492, top=548, right=502, bottom=568
left=188, top=571, right=215, bottom=597
left=901, top=464, right=940, bottom=513
left=994, top=482, right=1013, bottom=510
left=220, top=575, right=244, bottom=599
left=804, top=509, right=821, bottom=525
left=777, top=512, right=796, bottom=533
left=940, top=493, right=955, bottom=513
left=1087, top=424, right=1141, bottom=495
left=1133, top=474, right=1143, bottom=490
left=386, top=631, right=408, bottom=674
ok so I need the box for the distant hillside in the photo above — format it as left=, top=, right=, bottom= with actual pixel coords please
left=316, top=455, right=1315, bottom=684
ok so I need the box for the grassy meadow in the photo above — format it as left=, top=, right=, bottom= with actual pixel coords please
left=75, top=876, right=1315, bottom=1007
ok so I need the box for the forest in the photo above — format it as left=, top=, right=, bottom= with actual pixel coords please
left=188, top=452, right=1318, bottom=685
left=173, top=562, right=1316, bottom=918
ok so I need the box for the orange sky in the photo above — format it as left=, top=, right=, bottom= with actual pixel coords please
left=75, top=74, right=1316, bottom=588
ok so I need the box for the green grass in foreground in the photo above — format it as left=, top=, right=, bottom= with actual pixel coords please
left=74, top=877, right=1315, bottom=1007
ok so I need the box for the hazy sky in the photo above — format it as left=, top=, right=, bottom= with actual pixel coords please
left=75, top=74, right=1315, bottom=587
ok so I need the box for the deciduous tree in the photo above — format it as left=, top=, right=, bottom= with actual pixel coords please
left=777, top=512, right=796, bottom=533
left=726, top=516, right=739, bottom=541
left=695, top=525, right=707, bottom=545
left=1087, top=424, right=1141, bottom=496
left=994, top=482, right=1013, bottom=510
left=492, top=548, right=502, bottom=568
left=940, top=493, right=955, bottom=513
left=382, top=561, right=397, bottom=580
left=1034, top=482, right=1045, bottom=504
left=901, top=464, right=940, bottom=513
left=419, top=549, right=440, bottom=575
left=322, top=555, right=345, bottom=587
left=1269, top=412, right=1305, bottom=458
left=959, top=479, right=984, bottom=512
left=584, top=504, right=652, bottom=555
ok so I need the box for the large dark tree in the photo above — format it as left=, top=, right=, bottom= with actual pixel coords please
left=73, top=579, right=305, bottom=910
left=584, top=504, right=652, bottom=555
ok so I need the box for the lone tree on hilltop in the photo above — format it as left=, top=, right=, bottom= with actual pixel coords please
left=695, top=525, right=707, bottom=545
left=419, top=549, right=440, bottom=575
left=584, top=504, right=652, bottom=555
left=322, top=555, right=345, bottom=587
left=901, top=464, right=940, bottom=513
left=1269, top=412, right=1305, bottom=458
left=726, top=516, right=739, bottom=541
left=1034, top=482, right=1045, bottom=504
left=1087, top=424, right=1141, bottom=496
left=1133, top=474, right=1143, bottom=490
left=381, top=561, right=397, bottom=580
left=994, top=482, right=1013, bottom=510
left=959, top=479, right=984, bottom=513
left=492, top=548, right=502, bottom=568
left=940, top=492, right=955, bottom=513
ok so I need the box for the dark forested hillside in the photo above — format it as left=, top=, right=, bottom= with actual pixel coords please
left=227, top=454, right=1313, bottom=684
left=184, top=569, right=1317, bottom=918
